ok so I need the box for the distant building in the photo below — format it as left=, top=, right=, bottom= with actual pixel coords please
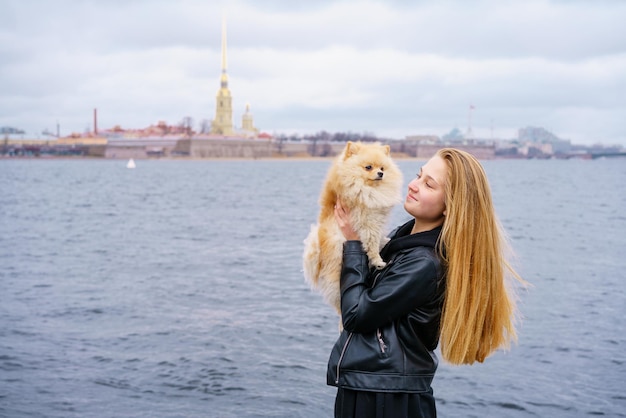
left=518, top=126, right=559, bottom=143
left=442, top=127, right=463, bottom=142
left=399, top=134, right=495, bottom=159
left=405, top=135, right=440, bottom=144
left=211, top=18, right=234, bottom=135
left=209, top=18, right=261, bottom=138
left=518, top=126, right=572, bottom=155
left=241, top=104, right=259, bottom=137
left=413, top=143, right=495, bottom=159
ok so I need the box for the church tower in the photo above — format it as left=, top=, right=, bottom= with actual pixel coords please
left=242, top=103, right=258, bottom=136
left=211, top=18, right=233, bottom=135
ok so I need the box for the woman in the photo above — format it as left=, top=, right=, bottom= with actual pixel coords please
left=328, top=148, right=522, bottom=418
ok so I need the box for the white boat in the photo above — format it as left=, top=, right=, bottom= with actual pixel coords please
left=126, top=158, right=136, bottom=169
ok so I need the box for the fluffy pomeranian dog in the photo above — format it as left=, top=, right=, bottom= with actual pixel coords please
left=303, top=141, right=403, bottom=317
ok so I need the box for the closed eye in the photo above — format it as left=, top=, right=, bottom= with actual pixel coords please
left=417, top=172, right=434, bottom=188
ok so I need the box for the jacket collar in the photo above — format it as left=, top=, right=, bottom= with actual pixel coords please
left=380, top=220, right=442, bottom=262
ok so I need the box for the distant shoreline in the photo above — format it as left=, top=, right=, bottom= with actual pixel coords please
left=0, top=154, right=432, bottom=162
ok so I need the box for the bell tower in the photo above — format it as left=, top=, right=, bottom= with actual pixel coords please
left=211, top=17, right=233, bottom=135
left=242, top=103, right=258, bottom=135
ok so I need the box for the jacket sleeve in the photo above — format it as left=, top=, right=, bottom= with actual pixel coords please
left=340, top=241, right=439, bottom=334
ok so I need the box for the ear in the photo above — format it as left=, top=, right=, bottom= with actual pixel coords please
left=344, top=141, right=359, bottom=159
left=383, top=144, right=390, bottom=156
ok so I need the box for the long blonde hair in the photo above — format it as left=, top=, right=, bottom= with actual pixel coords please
left=437, top=148, right=522, bottom=365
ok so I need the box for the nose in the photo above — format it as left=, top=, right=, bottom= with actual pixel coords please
left=408, top=178, right=419, bottom=191
left=377, top=171, right=383, bottom=179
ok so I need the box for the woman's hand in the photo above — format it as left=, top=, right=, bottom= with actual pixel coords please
left=334, top=200, right=360, bottom=241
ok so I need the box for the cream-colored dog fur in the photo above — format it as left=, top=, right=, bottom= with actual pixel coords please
left=303, top=141, right=403, bottom=317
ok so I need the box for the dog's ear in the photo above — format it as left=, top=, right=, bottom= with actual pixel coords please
left=383, top=145, right=391, bottom=156
left=344, top=141, right=360, bottom=159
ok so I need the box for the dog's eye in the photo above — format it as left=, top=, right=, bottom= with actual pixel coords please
left=365, top=165, right=372, bottom=171
left=380, top=167, right=384, bottom=171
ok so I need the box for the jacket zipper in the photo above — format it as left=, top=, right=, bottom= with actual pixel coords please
left=376, top=328, right=387, bottom=353
left=335, top=332, right=353, bottom=384
left=372, top=263, right=391, bottom=355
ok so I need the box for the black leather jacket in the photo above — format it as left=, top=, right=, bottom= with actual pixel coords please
left=327, top=221, right=445, bottom=393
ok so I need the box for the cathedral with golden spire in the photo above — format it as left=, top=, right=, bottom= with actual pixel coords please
left=211, top=18, right=258, bottom=136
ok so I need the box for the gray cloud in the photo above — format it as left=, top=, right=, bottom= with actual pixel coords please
left=1, top=0, right=624, bottom=144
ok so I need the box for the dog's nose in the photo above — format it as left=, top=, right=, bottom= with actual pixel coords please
left=377, top=171, right=383, bottom=178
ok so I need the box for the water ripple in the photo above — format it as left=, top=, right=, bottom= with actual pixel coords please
left=1, top=158, right=624, bottom=417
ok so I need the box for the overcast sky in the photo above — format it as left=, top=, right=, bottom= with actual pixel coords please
left=1, top=0, right=625, bottom=145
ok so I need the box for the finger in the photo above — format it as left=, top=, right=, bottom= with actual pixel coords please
left=337, top=205, right=346, bottom=219
left=334, top=209, right=344, bottom=227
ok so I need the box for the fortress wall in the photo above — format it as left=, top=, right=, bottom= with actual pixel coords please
left=277, top=141, right=346, bottom=157
left=186, top=139, right=274, bottom=158
left=185, top=139, right=346, bottom=158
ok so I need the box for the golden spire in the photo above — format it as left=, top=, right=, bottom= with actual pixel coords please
left=220, top=17, right=228, bottom=88
left=211, top=14, right=233, bottom=135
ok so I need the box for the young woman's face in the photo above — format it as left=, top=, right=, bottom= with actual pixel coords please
left=404, top=155, right=447, bottom=230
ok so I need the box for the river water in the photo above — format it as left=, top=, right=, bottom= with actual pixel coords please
left=0, top=157, right=624, bottom=417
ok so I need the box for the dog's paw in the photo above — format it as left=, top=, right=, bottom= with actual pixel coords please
left=372, top=259, right=386, bottom=270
